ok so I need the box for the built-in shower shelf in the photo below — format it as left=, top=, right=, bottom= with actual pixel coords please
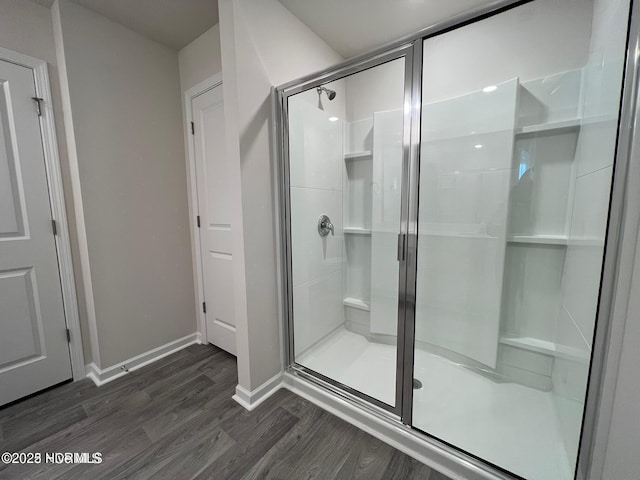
left=500, top=336, right=557, bottom=356
left=343, top=227, right=371, bottom=235
left=515, top=118, right=581, bottom=135
left=344, top=151, right=372, bottom=160
left=507, top=235, right=568, bottom=246
left=343, top=297, right=370, bottom=311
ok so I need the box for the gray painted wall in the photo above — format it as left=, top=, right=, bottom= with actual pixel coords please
left=219, top=0, right=343, bottom=390
left=178, top=24, right=223, bottom=333
left=54, top=0, right=196, bottom=369
left=179, top=24, right=222, bottom=93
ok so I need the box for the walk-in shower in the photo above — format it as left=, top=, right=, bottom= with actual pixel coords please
left=275, top=1, right=635, bottom=479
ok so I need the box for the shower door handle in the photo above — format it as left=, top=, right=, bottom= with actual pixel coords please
left=397, top=233, right=406, bottom=261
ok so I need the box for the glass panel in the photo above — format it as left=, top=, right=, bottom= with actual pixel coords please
left=413, top=0, right=630, bottom=478
left=287, top=57, right=406, bottom=408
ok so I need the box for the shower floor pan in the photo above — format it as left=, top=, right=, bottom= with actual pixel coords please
left=297, top=327, right=573, bottom=480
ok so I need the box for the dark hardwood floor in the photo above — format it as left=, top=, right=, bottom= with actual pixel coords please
left=0, top=344, right=451, bottom=479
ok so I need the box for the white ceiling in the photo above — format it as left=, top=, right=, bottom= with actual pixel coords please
left=33, top=0, right=219, bottom=50
left=278, top=0, right=494, bottom=58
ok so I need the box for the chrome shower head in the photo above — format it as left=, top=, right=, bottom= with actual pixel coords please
left=317, top=86, right=336, bottom=100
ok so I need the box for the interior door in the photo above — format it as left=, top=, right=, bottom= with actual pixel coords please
left=192, top=83, right=236, bottom=355
left=0, top=59, right=72, bottom=406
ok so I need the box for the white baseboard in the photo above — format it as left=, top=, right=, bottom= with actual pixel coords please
left=85, top=333, right=199, bottom=386
left=232, top=372, right=283, bottom=411
left=282, top=372, right=505, bottom=480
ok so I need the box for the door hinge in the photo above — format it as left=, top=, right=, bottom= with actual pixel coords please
left=190, top=121, right=195, bottom=135
left=397, top=233, right=406, bottom=262
left=66, top=328, right=71, bottom=342
left=196, top=215, right=201, bottom=228
left=202, top=302, right=207, bottom=314
left=52, top=219, right=58, bottom=236
left=32, top=97, right=43, bottom=116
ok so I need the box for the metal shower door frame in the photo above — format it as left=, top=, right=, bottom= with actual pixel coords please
left=273, top=0, right=640, bottom=477
left=275, top=41, right=417, bottom=419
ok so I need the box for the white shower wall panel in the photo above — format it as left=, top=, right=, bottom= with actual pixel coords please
left=501, top=244, right=566, bottom=342
left=560, top=166, right=612, bottom=343
left=370, top=109, right=403, bottom=336
left=289, top=101, right=344, bottom=191
left=517, top=70, right=582, bottom=126
left=415, top=79, right=518, bottom=368
left=290, top=187, right=344, bottom=355
left=344, top=234, right=371, bottom=303
left=575, top=120, right=619, bottom=177
left=551, top=0, right=629, bottom=456
left=293, top=270, right=344, bottom=355
left=421, top=79, right=518, bottom=140
left=344, top=117, right=373, bottom=154
left=288, top=100, right=345, bottom=355
left=290, top=187, right=343, bottom=287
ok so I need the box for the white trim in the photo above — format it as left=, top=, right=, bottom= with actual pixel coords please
left=85, top=333, right=199, bottom=386
left=0, top=46, right=86, bottom=380
left=282, top=373, right=507, bottom=480
left=270, top=87, right=287, bottom=373
left=184, top=73, right=223, bottom=343
left=51, top=2, right=102, bottom=370
left=186, top=75, right=223, bottom=101
left=232, top=372, right=284, bottom=411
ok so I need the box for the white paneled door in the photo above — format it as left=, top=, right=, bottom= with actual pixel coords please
left=192, top=83, right=236, bottom=355
left=0, top=59, right=72, bottom=406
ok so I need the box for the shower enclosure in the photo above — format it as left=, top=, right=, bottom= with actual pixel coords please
left=275, top=0, right=635, bottom=478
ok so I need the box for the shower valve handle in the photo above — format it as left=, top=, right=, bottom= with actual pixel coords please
left=317, top=214, right=334, bottom=236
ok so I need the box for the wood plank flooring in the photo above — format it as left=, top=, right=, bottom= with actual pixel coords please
left=0, top=344, right=451, bottom=480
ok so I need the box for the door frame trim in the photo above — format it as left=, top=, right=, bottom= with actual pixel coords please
left=184, top=73, right=223, bottom=343
left=0, top=46, right=85, bottom=381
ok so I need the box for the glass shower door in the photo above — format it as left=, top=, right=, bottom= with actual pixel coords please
left=412, top=0, right=630, bottom=479
left=285, top=55, right=409, bottom=410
